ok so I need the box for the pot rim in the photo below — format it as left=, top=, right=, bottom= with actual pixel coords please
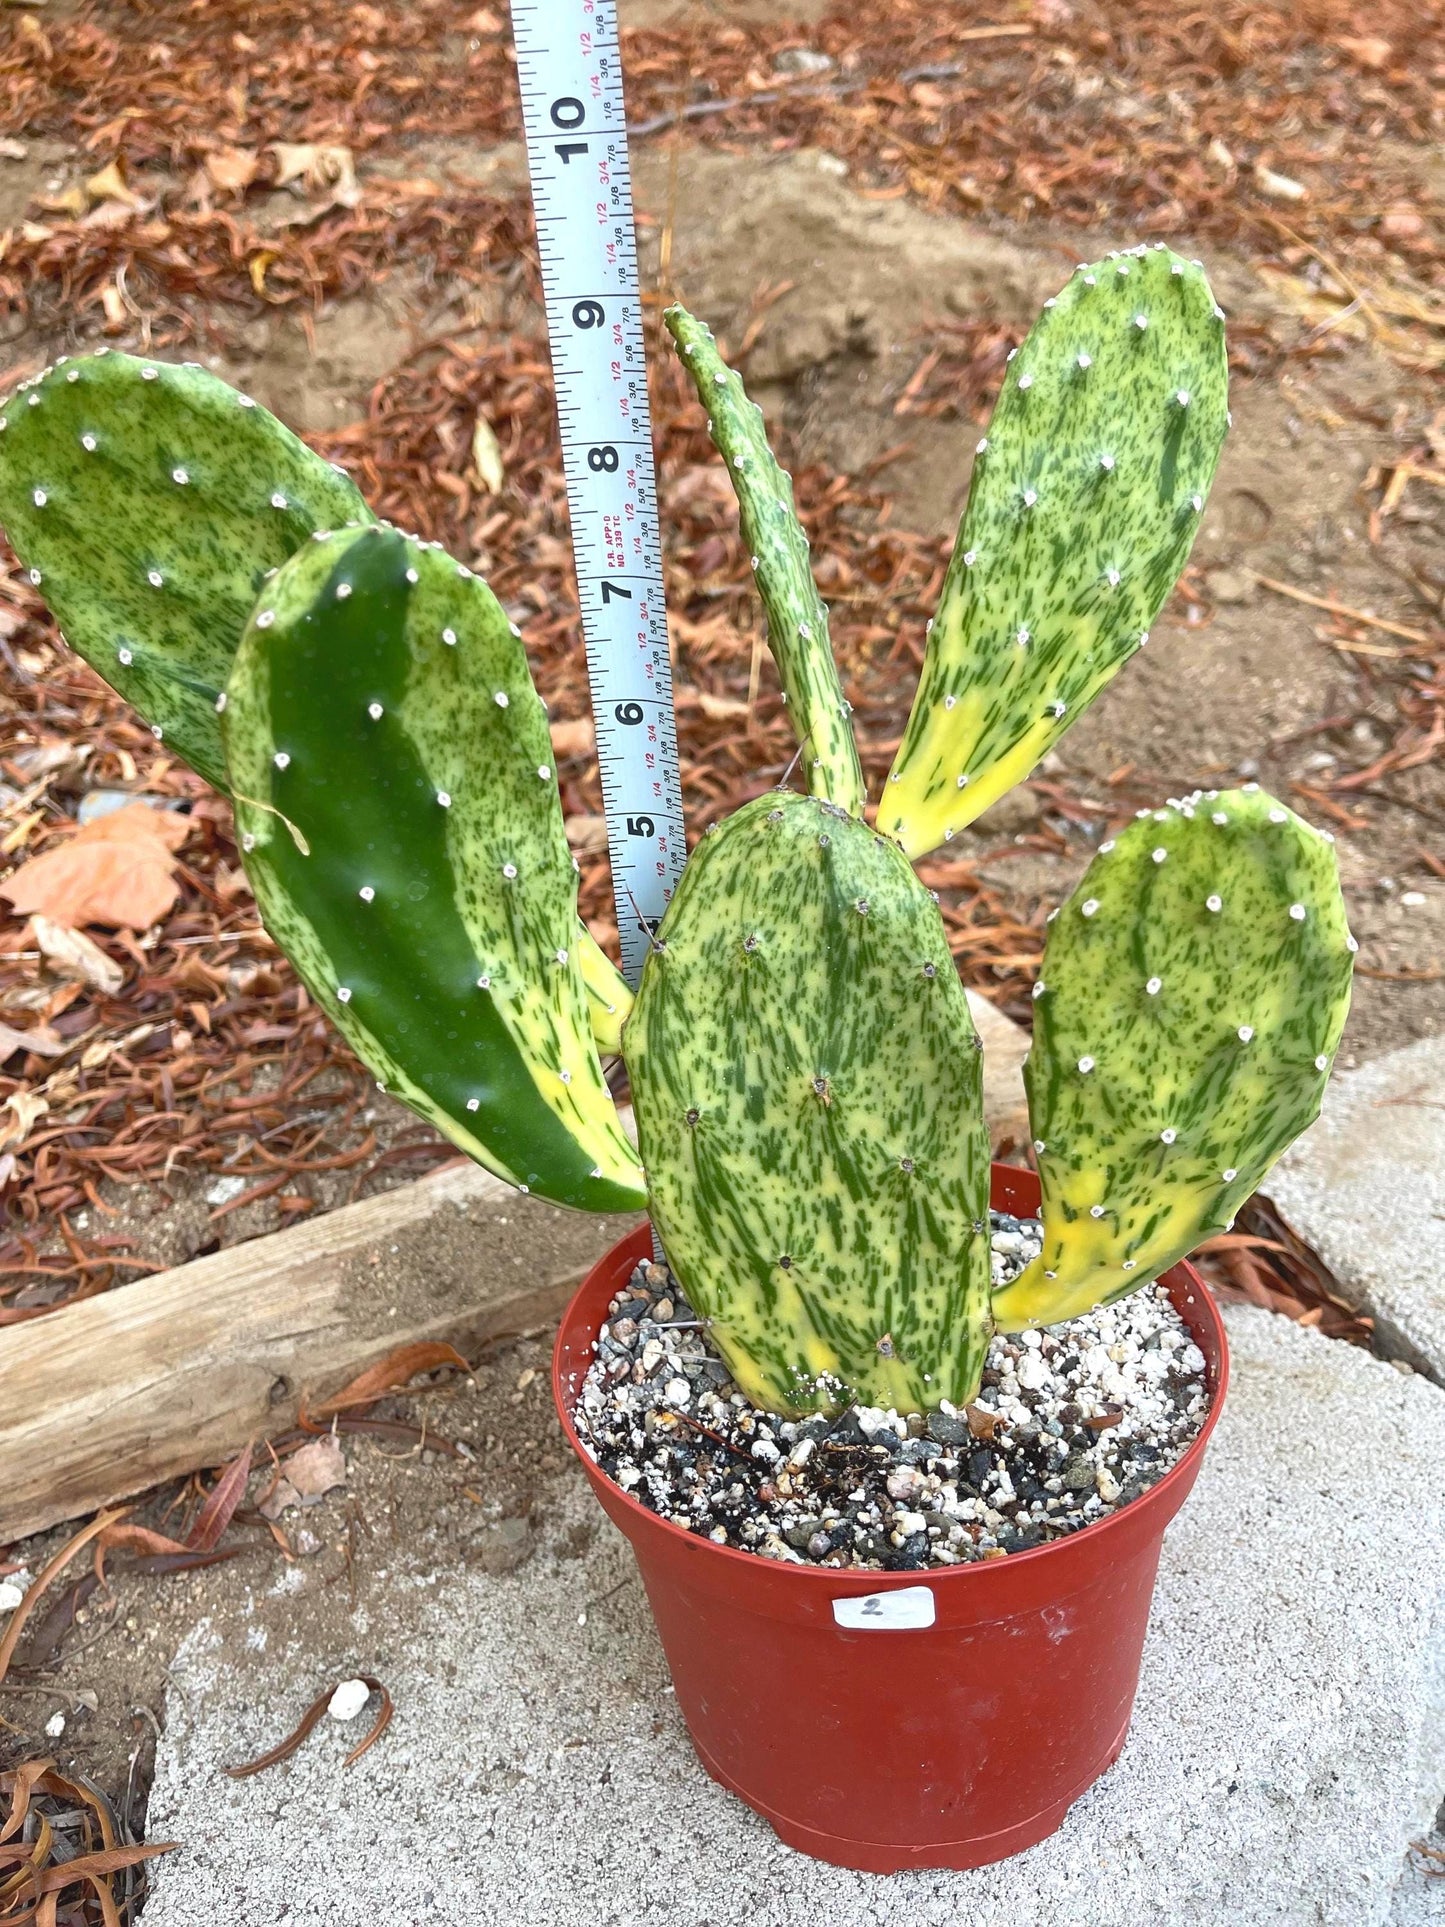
left=553, top=1176, right=1230, bottom=1592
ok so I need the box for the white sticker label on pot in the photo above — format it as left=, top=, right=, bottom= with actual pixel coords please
left=832, top=1585, right=936, bottom=1631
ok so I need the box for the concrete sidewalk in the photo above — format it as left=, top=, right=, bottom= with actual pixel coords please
left=1272, top=1034, right=1445, bottom=1384
left=143, top=1305, right=1445, bottom=1927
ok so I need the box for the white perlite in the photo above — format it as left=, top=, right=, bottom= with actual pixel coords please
left=143, top=1309, right=1445, bottom=1927
left=1270, top=1035, right=1445, bottom=1381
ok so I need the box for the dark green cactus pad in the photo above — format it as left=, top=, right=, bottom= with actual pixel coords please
left=992, top=787, right=1354, bottom=1329
left=223, top=525, right=645, bottom=1212
left=664, top=306, right=866, bottom=819
left=625, top=791, right=991, bottom=1413
left=883, top=245, right=1229, bottom=858
left=0, top=352, right=373, bottom=790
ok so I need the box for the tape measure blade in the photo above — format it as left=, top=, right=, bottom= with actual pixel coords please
left=509, top=0, right=686, bottom=989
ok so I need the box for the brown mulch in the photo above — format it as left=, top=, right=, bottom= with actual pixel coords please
left=1, top=0, right=1441, bottom=1320
left=0, top=1749, right=171, bottom=1926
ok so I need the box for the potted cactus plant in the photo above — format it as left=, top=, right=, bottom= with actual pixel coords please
left=0, top=243, right=1353, bottom=1872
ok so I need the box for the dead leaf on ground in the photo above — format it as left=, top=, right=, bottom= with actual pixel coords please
left=0, top=1760, right=176, bottom=1923
left=1337, top=35, right=1393, bottom=69
left=224, top=1675, right=392, bottom=1778
left=270, top=141, right=360, bottom=210
left=1, top=801, right=189, bottom=930
left=0, top=1017, right=64, bottom=1061
left=695, top=690, right=751, bottom=721
left=14, top=14, right=51, bottom=60
left=1254, top=162, right=1308, bottom=202
left=0, top=1509, right=128, bottom=1689
left=308, top=1341, right=470, bottom=1419
left=470, top=413, right=505, bottom=494
left=204, top=144, right=260, bottom=196
left=189, top=1441, right=254, bottom=1550
left=29, top=915, right=124, bottom=993
left=84, top=158, right=142, bottom=208
left=564, top=812, right=609, bottom=854
left=0, top=1089, right=48, bottom=1155
left=259, top=1435, right=346, bottom=1518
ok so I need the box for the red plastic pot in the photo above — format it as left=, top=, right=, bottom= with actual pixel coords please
left=553, top=1162, right=1228, bottom=1874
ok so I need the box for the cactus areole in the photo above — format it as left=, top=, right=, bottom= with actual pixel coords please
left=0, top=243, right=1353, bottom=1417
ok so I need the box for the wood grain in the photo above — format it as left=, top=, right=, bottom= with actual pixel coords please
left=0, top=1008, right=1031, bottom=1547
left=0, top=1159, right=641, bottom=1546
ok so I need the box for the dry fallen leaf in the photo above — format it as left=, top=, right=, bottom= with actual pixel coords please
left=205, top=144, right=260, bottom=196
left=1380, top=205, right=1426, bottom=242
left=225, top=1675, right=392, bottom=1777
left=271, top=141, right=360, bottom=208
left=1254, top=163, right=1307, bottom=202
left=0, top=1089, right=49, bottom=1155
left=564, top=812, right=609, bottom=854
left=695, top=691, right=751, bottom=721
left=33, top=185, right=86, bottom=218
left=259, top=1434, right=347, bottom=1518
left=470, top=413, right=506, bottom=495
left=308, top=1340, right=470, bottom=1419
left=29, top=916, right=125, bottom=993
left=0, top=1017, right=64, bottom=1061
left=84, top=158, right=142, bottom=208
left=16, top=14, right=52, bottom=59
left=1, top=800, right=189, bottom=930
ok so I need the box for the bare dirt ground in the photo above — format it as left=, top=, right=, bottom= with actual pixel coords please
left=1, top=0, right=1443, bottom=1871
left=0, top=1330, right=573, bottom=1854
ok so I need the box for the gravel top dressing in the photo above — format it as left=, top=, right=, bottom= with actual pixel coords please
left=577, top=1214, right=1211, bottom=1569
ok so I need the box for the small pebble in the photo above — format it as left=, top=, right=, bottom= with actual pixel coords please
left=327, top=1678, right=372, bottom=1723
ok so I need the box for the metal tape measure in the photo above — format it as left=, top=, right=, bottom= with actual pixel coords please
left=509, top=0, right=686, bottom=987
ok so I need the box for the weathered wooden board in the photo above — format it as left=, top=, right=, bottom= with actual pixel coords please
left=0, top=1003, right=1030, bottom=1546
left=0, top=1159, right=641, bottom=1546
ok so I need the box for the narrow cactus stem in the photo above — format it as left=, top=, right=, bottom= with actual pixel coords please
left=224, top=524, right=645, bottom=1213
left=626, top=792, right=991, bottom=1412
left=882, top=245, right=1229, bottom=859
left=663, top=305, right=866, bottom=819
left=992, top=787, right=1354, bottom=1329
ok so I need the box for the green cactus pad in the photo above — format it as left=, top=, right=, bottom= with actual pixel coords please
left=882, top=245, right=1229, bottom=859
left=625, top=791, right=991, bottom=1413
left=992, top=787, right=1354, bottom=1329
left=223, top=525, right=645, bottom=1212
left=664, top=306, right=866, bottom=819
left=0, top=352, right=373, bottom=790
